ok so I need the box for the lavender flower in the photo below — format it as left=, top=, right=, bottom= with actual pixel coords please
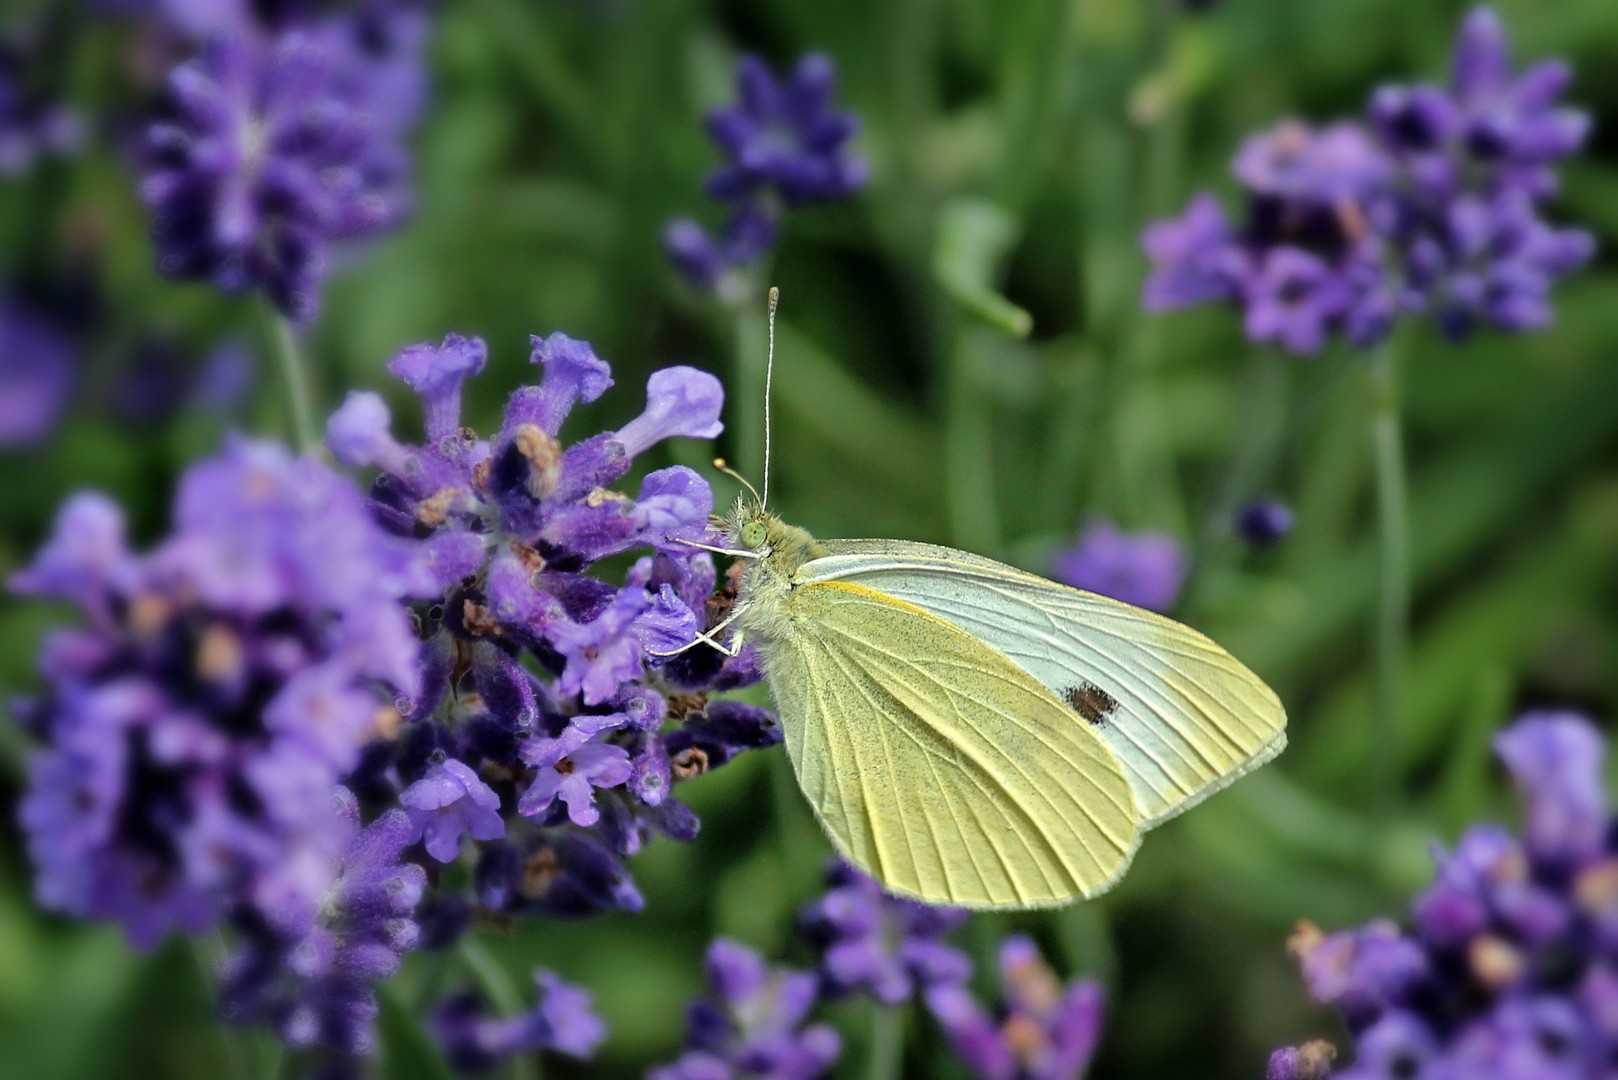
left=1142, top=7, right=1591, bottom=354
left=925, top=935, right=1106, bottom=1080
left=1270, top=711, right=1618, bottom=1080
left=648, top=939, right=841, bottom=1080
left=1051, top=519, right=1188, bottom=612
left=217, top=794, right=425, bottom=1058
left=139, top=3, right=426, bottom=321
left=330, top=330, right=776, bottom=932
left=1238, top=500, right=1295, bottom=547
left=665, top=53, right=865, bottom=298
left=10, top=438, right=425, bottom=949
left=0, top=54, right=81, bottom=176
left=0, top=295, right=75, bottom=447
left=428, top=970, right=605, bottom=1074
left=798, top=859, right=971, bottom=1005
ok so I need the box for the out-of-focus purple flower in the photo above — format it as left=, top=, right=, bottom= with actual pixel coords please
left=925, top=935, right=1106, bottom=1080
left=1051, top=519, right=1188, bottom=612
left=0, top=55, right=81, bottom=176
left=649, top=939, right=841, bottom=1080
left=1143, top=7, right=1591, bottom=353
left=218, top=797, right=425, bottom=1057
left=10, top=438, right=424, bottom=949
left=665, top=54, right=865, bottom=296
left=0, top=296, right=75, bottom=447
left=139, top=4, right=427, bottom=322
left=428, top=969, right=606, bottom=1074
left=1238, top=500, right=1294, bottom=546
left=798, top=859, right=970, bottom=1005
left=400, top=757, right=505, bottom=862
left=1271, top=711, right=1618, bottom=1079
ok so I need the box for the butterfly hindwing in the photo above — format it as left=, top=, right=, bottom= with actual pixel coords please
left=803, top=539, right=1288, bottom=829
left=759, top=579, right=1140, bottom=909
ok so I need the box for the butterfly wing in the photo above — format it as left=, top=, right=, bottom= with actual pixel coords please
left=760, top=579, right=1140, bottom=909
left=803, top=539, right=1287, bottom=829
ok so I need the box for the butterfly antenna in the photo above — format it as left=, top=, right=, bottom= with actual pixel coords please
left=762, top=285, right=778, bottom=508
left=712, top=458, right=761, bottom=504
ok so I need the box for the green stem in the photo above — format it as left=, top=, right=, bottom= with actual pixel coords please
left=459, top=938, right=539, bottom=1080
left=866, top=1002, right=903, bottom=1080
left=732, top=298, right=768, bottom=486
left=190, top=934, right=254, bottom=1080
left=945, top=327, right=1003, bottom=555
left=260, top=302, right=319, bottom=457
left=1368, top=342, right=1408, bottom=815
left=1196, top=348, right=1289, bottom=563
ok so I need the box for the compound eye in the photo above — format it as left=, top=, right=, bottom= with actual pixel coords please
left=740, top=521, right=767, bottom=549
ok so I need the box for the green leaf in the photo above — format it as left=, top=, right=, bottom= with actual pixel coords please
left=930, top=197, right=1033, bottom=339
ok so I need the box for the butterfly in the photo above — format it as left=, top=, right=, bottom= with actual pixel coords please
left=662, top=290, right=1287, bottom=910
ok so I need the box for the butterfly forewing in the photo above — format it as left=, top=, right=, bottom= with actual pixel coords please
left=761, top=580, right=1140, bottom=909
left=803, top=539, right=1287, bottom=829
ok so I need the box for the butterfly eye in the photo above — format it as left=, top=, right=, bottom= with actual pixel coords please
left=740, top=521, right=767, bottom=549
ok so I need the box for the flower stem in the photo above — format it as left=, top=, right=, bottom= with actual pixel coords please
left=1368, top=342, right=1408, bottom=814
left=190, top=933, right=254, bottom=1080
left=459, top=937, right=539, bottom=1080
left=866, top=1002, right=903, bottom=1080
left=259, top=301, right=319, bottom=458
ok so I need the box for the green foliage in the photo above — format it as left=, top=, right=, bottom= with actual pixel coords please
left=2, top=0, right=1617, bottom=1078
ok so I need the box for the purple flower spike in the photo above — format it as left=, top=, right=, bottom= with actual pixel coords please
left=614, top=367, right=726, bottom=459
left=1272, top=710, right=1618, bottom=1078
left=549, top=588, right=653, bottom=705
left=925, top=934, right=1106, bottom=1080
left=429, top=969, right=605, bottom=1073
left=141, top=11, right=427, bottom=322
left=1051, top=519, right=1188, bottom=612
left=9, top=492, right=132, bottom=610
left=665, top=52, right=864, bottom=293
left=326, top=391, right=411, bottom=473
left=1142, top=193, right=1242, bottom=311
left=401, top=758, right=506, bottom=863
left=518, top=742, right=632, bottom=827
left=650, top=939, right=841, bottom=1080
left=0, top=298, right=75, bottom=447
left=1238, top=500, right=1295, bottom=546
left=799, top=859, right=970, bottom=1006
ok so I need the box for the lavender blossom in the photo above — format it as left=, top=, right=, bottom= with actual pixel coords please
left=798, top=859, right=971, bottom=1005
left=1051, top=519, right=1188, bottom=612
left=0, top=296, right=75, bottom=447
left=1270, top=711, right=1618, bottom=1080
left=139, top=3, right=426, bottom=321
left=428, top=970, right=606, bottom=1074
left=10, top=438, right=425, bottom=950
left=648, top=939, right=841, bottom=1080
left=665, top=53, right=865, bottom=297
left=925, top=935, right=1106, bottom=1080
left=1238, top=500, right=1295, bottom=547
left=1142, top=7, right=1591, bottom=354
left=329, top=331, right=773, bottom=934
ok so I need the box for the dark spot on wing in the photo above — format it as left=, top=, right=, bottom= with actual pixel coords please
left=1064, top=682, right=1118, bottom=726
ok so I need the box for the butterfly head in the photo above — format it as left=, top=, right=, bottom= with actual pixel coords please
left=726, top=498, right=826, bottom=577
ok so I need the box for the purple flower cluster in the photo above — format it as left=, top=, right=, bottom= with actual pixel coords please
left=1270, top=711, right=1618, bottom=1080
left=798, top=858, right=971, bottom=1005
left=0, top=52, right=81, bottom=175
left=9, top=438, right=427, bottom=949
left=139, top=0, right=427, bottom=321
left=925, top=935, right=1107, bottom=1080
left=1051, top=519, right=1188, bottom=612
left=649, top=939, right=842, bottom=1080
left=429, top=969, right=605, bottom=1073
left=1143, top=8, right=1592, bottom=354
left=665, top=53, right=866, bottom=300
left=327, top=331, right=777, bottom=926
left=0, top=295, right=75, bottom=447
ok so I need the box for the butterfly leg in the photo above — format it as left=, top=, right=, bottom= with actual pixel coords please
left=647, top=606, right=747, bottom=658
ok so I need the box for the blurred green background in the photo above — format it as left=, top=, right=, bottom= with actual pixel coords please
left=3, top=0, right=1618, bottom=1077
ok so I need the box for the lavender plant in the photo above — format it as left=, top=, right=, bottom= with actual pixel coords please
left=1050, top=519, right=1189, bottom=613
left=1142, top=8, right=1592, bottom=354
left=1269, top=712, right=1618, bottom=1080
